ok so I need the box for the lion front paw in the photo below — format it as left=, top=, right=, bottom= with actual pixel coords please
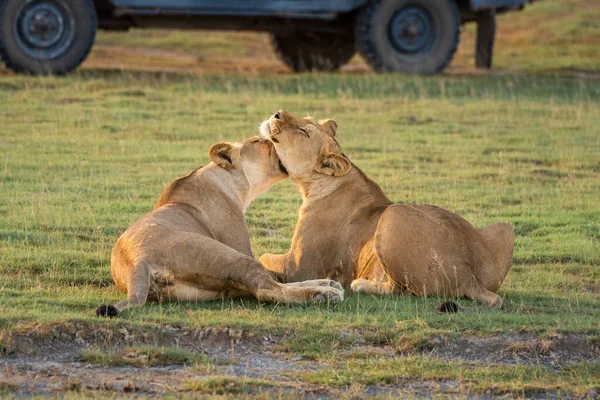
left=350, top=279, right=395, bottom=295
left=312, top=286, right=344, bottom=303
left=327, top=280, right=344, bottom=292
left=311, top=279, right=344, bottom=291
left=350, top=279, right=368, bottom=293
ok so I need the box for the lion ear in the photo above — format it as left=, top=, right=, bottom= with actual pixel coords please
left=209, top=142, right=235, bottom=168
left=319, top=119, right=338, bottom=138
left=314, top=144, right=351, bottom=177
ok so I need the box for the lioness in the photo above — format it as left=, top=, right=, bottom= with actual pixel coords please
left=259, top=111, right=514, bottom=309
left=97, top=137, right=344, bottom=317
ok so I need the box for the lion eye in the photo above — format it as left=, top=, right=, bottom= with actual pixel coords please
left=297, top=128, right=309, bottom=137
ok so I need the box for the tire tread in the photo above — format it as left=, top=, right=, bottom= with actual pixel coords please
left=0, top=0, right=97, bottom=75
left=355, top=0, right=460, bottom=75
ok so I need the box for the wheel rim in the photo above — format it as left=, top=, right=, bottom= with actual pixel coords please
left=13, top=0, right=76, bottom=60
left=388, top=5, right=436, bottom=55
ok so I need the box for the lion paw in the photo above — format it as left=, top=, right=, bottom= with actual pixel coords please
left=350, top=279, right=395, bottom=295
left=350, top=279, right=368, bottom=293
left=282, top=279, right=344, bottom=291
left=312, top=286, right=344, bottom=303
left=313, top=279, right=344, bottom=291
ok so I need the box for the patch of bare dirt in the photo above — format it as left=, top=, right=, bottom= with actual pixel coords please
left=0, top=322, right=310, bottom=396
left=382, top=333, right=600, bottom=370
left=0, top=356, right=477, bottom=399
left=0, top=329, right=463, bottom=398
left=1, top=321, right=255, bottom=357
left=424, top=333, right=600, bottom=367
left=1, top=323, right=598, bottom=397
left=3, top=321, right=599, bottom=366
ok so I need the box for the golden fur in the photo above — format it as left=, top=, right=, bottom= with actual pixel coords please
left=259, top=111, right=514, bottom=308
left=97, top=137, right=344, bottom=317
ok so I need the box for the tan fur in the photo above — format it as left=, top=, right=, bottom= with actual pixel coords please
left=102, top=137, right=344, bottom=315
left=259, top=111, right=514, bottom=308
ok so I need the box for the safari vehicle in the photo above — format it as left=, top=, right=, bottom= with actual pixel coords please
left=0, top=0, right=530, bottom=76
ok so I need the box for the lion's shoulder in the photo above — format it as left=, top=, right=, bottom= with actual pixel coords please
left=154, top=166, right=204, bottom=209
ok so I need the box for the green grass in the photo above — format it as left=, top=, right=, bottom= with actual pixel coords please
left=0, top=1, right=599, bottom=394
left=302, top=357, right=600, bottom=396
left=80, top=346, right=209, bottom=367
left=182, top=377, right=274, bottom=395
left=0, top=382, right=19, bottom=393
left=0, top=71, right=598, bottom=395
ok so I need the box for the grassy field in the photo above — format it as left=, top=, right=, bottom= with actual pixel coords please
left=1, top=0, right=599, bottom=397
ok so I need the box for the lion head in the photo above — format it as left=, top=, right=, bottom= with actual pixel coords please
left=209, top=136, right=288, bottom=197
left=259, top=110, right=351, bottom=179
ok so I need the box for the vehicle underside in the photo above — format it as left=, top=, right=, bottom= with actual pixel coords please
left=0, top=0, right=529, bottom=75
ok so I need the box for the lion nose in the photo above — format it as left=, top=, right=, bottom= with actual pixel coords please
left=273, top=112, right=281, bottom=119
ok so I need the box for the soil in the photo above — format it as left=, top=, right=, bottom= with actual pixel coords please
left=1, top=322, right=598, bottom=398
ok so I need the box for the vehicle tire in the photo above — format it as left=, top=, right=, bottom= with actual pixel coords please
left=355, top=0, right=460, bottom=75
left=271, top=32, right=355, bottom=72
left=0, top=0, right=97, bottom=75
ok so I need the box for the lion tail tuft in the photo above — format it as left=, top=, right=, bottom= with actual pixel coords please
left=437, top=301, right=459, bottom=313
left=96, top=304, right=119, bottom=318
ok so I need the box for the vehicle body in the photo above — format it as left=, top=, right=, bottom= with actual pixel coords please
left=0, top=0, right=531, bottom=75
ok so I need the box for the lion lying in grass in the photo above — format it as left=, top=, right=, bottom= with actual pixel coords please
left=97, top=137, right=344, bottom=317
left=259, top=111, right=514, bottom=309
